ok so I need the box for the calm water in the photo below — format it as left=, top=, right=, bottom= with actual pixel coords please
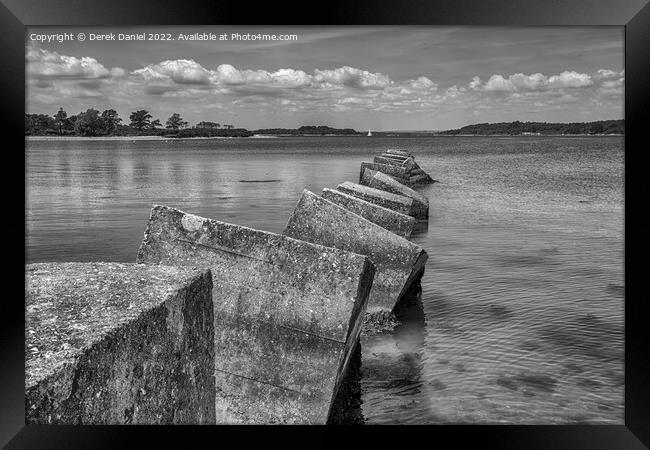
left=25, top=135, right=624, bottom=424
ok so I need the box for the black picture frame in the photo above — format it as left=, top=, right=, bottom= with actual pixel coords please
left=2, top=0, right=648, bottom=447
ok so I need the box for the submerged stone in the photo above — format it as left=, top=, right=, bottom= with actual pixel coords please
left=25, top=262, right=215, bottom=425
left=337, top=181, right=414, bottom=216
left=361, top=170, right=429, bottom=221
left=136, top=205, right=374, bottom=424
left=283, top=190, right=427, bottom=316
left=321, top=188, right=415, bottom=239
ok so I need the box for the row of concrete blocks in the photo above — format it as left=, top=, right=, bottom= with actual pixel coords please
left=359, top=148, right=436, bottom=188
left=25, top=149, right=434, bottom=425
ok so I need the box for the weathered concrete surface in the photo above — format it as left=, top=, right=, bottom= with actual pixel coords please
left=378, top=154, right=436, bottom=184
left=136, top=205, right=374, bottom=424
left=359, top=162, right=410, bottom=185
left=321, top=188, right=415, bottom=239
left=25, top=262, right=215, bottom=425
left=283, top=190, right=428, bottom=316
left=326, top=340, right=363, bottom=424
left=361, top=170, right=429, bottom=222
left=337, top=181, right=414, bottom=216
left=379, top=153, right=411, bottom=162
left=373, top=155, right=417, bottom=172
left=410, top=172, right=436, bottom=185
left=386, top=149, right=414, bottom=158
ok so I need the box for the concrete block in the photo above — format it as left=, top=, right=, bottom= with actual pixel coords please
left=373, top=155, right=417, bottom=172
left=337, top=181, right=414, bottom=216
left=379, top=154, right=435, bottom=184
left=379, top=152, right=410, bottom=163
left=136, top=205, right=374, bottom=424
left=25, top=262, right=215, bottom=425
left=386, top=149, right=414, bottom=158
left=362, top=170, right=429, bottom=221
left=359, top=162, right=410, bottom=185
left=283, top=190, right=427, bottom=316
left=321, top=188, right=415, bottom=239
left=410, top=172, right=436, bottom=185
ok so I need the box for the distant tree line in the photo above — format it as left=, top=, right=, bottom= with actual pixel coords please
left=252, top=125, right=361, bottom=136
left=25, top=107, right=244, bottom=137
left=439, top=120, right=624, bottom=136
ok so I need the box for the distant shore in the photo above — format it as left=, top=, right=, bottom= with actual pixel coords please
left=27, top=133, right=623, bottom=141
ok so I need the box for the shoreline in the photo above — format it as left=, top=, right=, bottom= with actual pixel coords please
left=26, top=135, right=169, bottom=141
left=26, top=133, right=624, bottom=141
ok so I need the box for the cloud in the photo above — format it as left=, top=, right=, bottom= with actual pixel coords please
left=26, top=47, right=623, bottom=123
left=312, top=66, right=391, bottom=89
left=26, top=44, right=123, bottom=80
left=470, top=70, right=593, bottom=92
left=594, top=69, right=625, bottom=89
left=547, top=71, right=593, bottom=88
left=133, top=59, right=212, bottom=85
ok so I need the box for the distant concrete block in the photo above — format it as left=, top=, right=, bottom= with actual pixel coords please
left=379, top=153, right=411, bottom=162
left=283, top=190, right=427, bottom=315
left=136, top=205, right=374, bottom=424
left=362, top=170, right=429, bottom=221
left=25, top=262, right=215, bottom=425
left=359, top=162, right=410, bottom=185
left=386, top=149, right=414, bottom=158
left=378, top=154, right=435, bottom=184
left=321, top=188, right=415, bottom=239
left=373, top=155, right=417, bottom=172
left=337, top=181, right=414, bottom=216
left=410, top=172, right=436, bottom=185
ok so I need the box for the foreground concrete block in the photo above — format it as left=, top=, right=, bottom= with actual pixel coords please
left=361, top=170, right=429, bottom=222
left=337, top=181, right=414, bottom=216
left=136, top=205, right=374, bottom=424
left=321, top=188, right=415, bottom=239
left=359, top=162, right=410, bottom=185
left=25, top=262, right=215, bottom=425
left=283, top=190, right=427, bottom=315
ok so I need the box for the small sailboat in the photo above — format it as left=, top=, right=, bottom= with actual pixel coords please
left=367, top=130, right=372, bottom=137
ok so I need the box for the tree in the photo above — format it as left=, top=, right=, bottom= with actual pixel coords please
left=149, top=119, right=162, bottom=130
left=196, top=121, right=220, bottom=129
left=53, top=108, right=67, bottom=135
left=223, top=124, right=234, bottom=130
left=166, top=113, right=188, bottom=130
left=101, top=109, right=122, bottom=134
left=590, top=122, right=604, bottom=134
left=129, top=110, right=152, bottom=131
left=74, top=109, right=104, bottom=136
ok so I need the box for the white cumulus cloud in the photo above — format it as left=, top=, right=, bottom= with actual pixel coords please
left=470, top=70, right=594, bottom=92
left=27, top=45, right=117, bottom=80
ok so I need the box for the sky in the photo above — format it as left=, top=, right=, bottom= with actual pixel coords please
left=25, top=26, right=624, bottom=131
